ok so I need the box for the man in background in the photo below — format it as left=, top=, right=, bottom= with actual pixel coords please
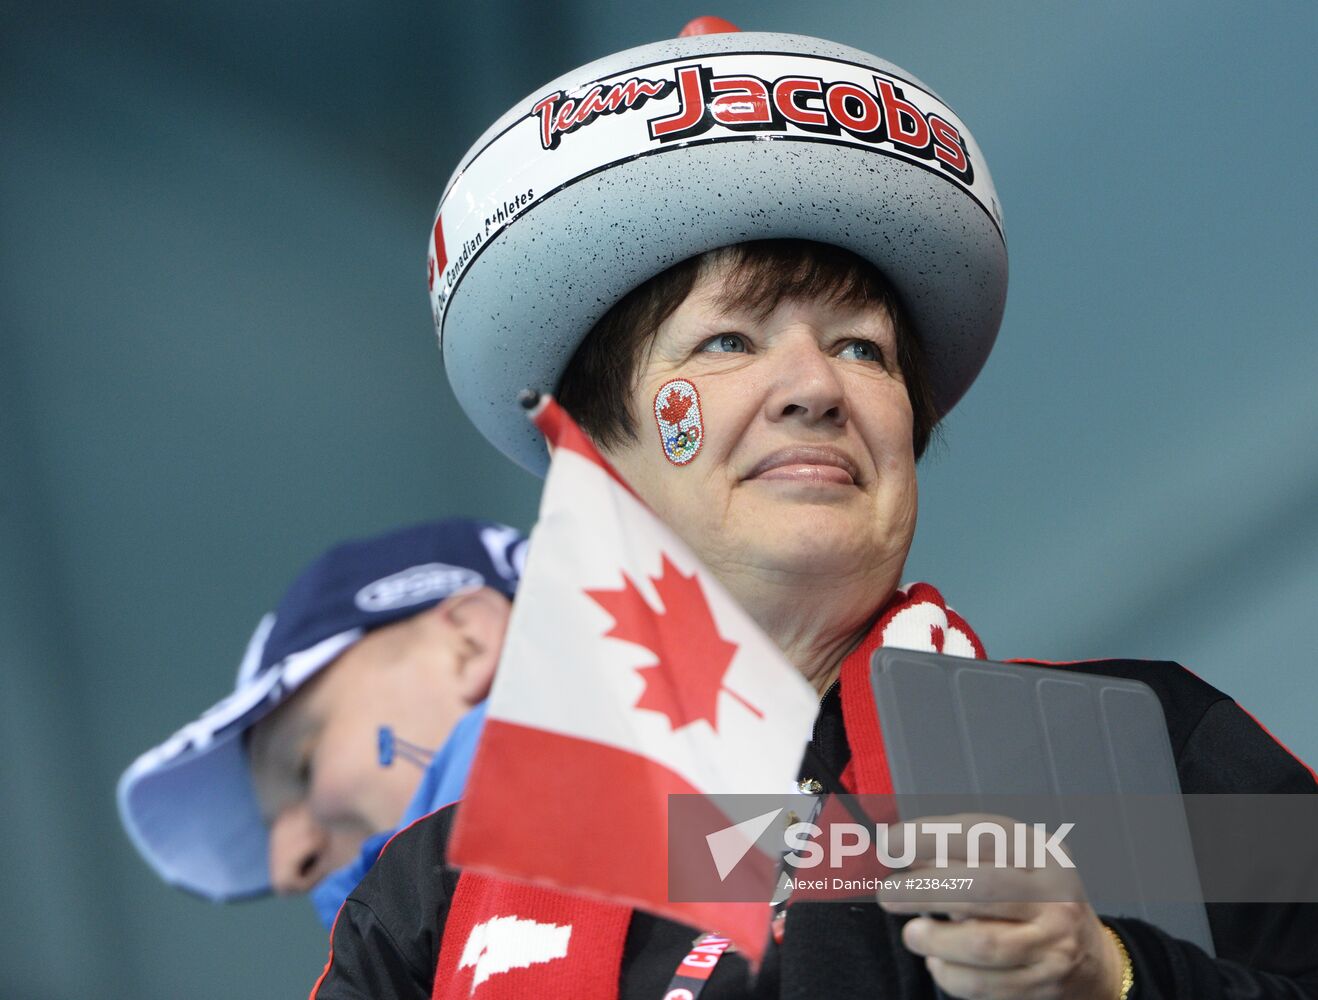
left=118, top=518, right=524, bottom=927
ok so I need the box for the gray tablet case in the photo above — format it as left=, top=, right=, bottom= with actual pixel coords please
left=870, top=647, right=1214, bottom=954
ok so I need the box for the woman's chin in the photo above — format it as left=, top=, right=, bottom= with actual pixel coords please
left=724, top=510, right=892, bottom=580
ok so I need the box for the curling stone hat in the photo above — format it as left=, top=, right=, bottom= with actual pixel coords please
left=429, top=23, right=1007, bottom=475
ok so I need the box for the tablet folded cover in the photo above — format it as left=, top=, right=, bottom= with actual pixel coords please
left=870, top=648, right=1214, bottom=954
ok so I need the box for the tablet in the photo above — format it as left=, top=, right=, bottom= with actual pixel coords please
left=870, top=647, right=1214, bottom=954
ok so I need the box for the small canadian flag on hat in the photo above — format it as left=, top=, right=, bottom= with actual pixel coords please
left=450, top=397, right=818, bottom=962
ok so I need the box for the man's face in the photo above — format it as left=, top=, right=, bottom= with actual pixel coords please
left=246, top=595, right=505, bottom=894
left=601, top=259, right=919, bottom=590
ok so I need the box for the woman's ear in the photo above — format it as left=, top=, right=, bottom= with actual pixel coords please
left=430, top=587, right=513, bottom=704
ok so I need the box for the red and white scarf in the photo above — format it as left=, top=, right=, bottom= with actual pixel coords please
left=433, top=583, right=985, bottom=999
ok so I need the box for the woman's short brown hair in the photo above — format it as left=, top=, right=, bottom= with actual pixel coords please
left=556, top=240, right=939, bottom=458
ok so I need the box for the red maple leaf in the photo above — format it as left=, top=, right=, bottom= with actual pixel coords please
left=585, top=554, right=761, bottom=732
left=657, top=390, right=693, bottom=425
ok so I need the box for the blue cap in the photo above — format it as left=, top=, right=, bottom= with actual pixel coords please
left=116, top=518, right=526, bottom=902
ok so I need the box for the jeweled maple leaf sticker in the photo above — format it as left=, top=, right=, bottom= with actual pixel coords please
left=586, top=554, right=762, bottom=732
left=657, top=390, right=693, bottom=425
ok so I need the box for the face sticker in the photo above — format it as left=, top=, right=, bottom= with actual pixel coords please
left=653, top=378, right=704, bottom=465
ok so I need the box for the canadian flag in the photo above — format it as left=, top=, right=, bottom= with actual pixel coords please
left=450, top=399, right=818, bottom=962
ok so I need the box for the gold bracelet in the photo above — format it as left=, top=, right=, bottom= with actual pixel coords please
left=1102, top=924, right=1134, bottom=1000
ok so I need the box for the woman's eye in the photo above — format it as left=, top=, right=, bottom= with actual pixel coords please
left=297, top=755, right=314, bottom=788
left=838, top=339, right=883, bottom=363
left=700, top=333, right=748, bottom=354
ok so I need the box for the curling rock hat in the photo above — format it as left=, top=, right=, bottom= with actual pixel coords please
left=116, top=519, right=526, bottom=902
left=430, top=28, right=1007, bottom=475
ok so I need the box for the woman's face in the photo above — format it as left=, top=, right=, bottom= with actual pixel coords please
left=600, top=261, right=919, bottom=588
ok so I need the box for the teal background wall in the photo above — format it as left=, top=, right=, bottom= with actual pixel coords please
left=3, top=2, right=1314, bottom=996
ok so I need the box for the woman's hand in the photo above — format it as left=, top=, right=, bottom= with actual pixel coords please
left=876, top=814, right=1126, bottom=1000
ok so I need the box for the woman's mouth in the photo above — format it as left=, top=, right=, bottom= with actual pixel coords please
left=744, top=447, right=859, bottom=485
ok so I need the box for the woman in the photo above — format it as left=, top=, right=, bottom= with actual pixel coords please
left=313, top=23, right=1317, bottom=1000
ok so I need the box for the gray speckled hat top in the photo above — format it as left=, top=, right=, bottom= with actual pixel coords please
left=428, top=30, right=1007, bottom=475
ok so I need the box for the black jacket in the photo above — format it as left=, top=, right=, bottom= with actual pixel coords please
left=312, top=659, right=1318, bottom=998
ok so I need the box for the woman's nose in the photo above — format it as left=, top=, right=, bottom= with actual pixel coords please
left=763, top=332, right=849, bottom=426
left=267, top=803, right=332, bottom=895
